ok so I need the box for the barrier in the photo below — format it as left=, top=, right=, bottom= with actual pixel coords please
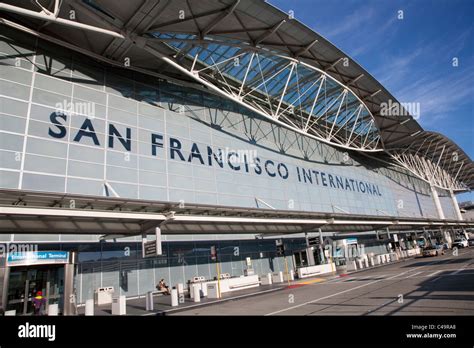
left=357, top=259, right=364, bottom=269
left=85, top=299, right=94, bottom=315
left=364, top=258, right=369, bottom=268
left=283, top=270, right=294, bottom=282
left=272, top=271, right=284, bottom=283
left=260, top=273, right=272, bottom=285
left=346, top=260, right=357, bottom=271
left=146, top=291, right=154, bottom=311
left=369, top=257, right=375, bottom=267
left=244, top=268, right=255, bottom=276
left=192, top=284, right=201, bottom=303
left=111, top=296, right=126, bottom=315
left=207, top=282, right=220, bottom=299
left=171, top=288, right=178, bottom=306
left=227, top=275, right=260, bottom=290
left=47, top=304, right=58, bottom=316
left=297, top=263, right=335, bottom=278
left=176, top=283, right=184, bottom=295
left=190, top=282, right=207, bottom=299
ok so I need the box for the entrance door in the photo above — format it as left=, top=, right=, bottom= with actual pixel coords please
left=6, top=265, right=64, bottom=315
left=294, top=250, right=308, bottom=267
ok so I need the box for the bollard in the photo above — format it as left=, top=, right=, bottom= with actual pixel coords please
left=207, top=282, right=220, bottom=299
left=200, top=282, right=208, bottom=297
left=146, top=291, right=154, bottom=311
left=289, top=270, right=295, bottom=281
left=171, top=288, right=178, bottom=307
left=48, top=304, right=58, bottom=316
left=111, top=296, right=126, bottom=315
left=176, top=283, right=184, bottom=296
left=272, top=271, right=284, bottom=283
left=364, top=259, right=369, bottom=268
left=370, top=257, right=375, bottom=267
left=85, top=299, right=94, bottom=316
left=193, top=284, right=201, bottom=303
left=261, top=273, right=272, bottom=285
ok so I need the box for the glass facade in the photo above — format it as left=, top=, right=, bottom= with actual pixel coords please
left=0, top=25, right=460, bottom=303
left=0, top=26, right=457, bottom=221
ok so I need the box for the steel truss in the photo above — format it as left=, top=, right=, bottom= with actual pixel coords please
left=0, top=0, right=382, bottom=152
left=146, top=33, right=382, bottom=152
left=388, top=133, right=470, bottom=192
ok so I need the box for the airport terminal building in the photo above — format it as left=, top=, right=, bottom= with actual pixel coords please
left=0, top=0, right=473, bottom=315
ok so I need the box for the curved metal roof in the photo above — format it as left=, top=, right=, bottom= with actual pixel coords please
left=0, top=0, right=472, bottom=190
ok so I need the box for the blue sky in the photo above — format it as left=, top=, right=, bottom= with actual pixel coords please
left=270, top=0, right=473, bottom=201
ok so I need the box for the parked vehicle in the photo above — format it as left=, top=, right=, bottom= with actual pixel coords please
left=422, top=245, right=445, bottom=257
left=468, top=239, right=474, bottom=247
left=452, top=238, right=468, bottom=249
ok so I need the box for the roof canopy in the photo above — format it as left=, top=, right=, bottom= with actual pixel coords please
left=0, top=190, right=471, bottom=236
left=0, top=0, right=472, bottom=190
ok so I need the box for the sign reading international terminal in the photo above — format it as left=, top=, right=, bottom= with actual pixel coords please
left=48, top=113, right=382, bottom=196
left=7, top=251, right=70, bottom=266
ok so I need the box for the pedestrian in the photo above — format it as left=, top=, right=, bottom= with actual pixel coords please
left=32, top=290, right=47, bottom=315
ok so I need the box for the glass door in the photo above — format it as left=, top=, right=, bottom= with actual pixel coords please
left=6, top=265, right=64, bottom=315
left=293, top=250, right=308, bottom=267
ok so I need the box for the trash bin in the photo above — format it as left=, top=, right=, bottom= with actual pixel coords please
left=95, top=286, right=114, bottom=305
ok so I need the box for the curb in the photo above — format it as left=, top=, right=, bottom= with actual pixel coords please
left=145, top=286, right=285, bottom=315
left=146, top=255, right=421, bottom=314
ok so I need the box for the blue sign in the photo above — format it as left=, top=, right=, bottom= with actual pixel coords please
left=346, top=238, right=358, bottom=245
left=7, top=251, right=69, bottom=265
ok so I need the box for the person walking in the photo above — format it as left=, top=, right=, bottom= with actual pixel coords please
left=32, top=290, right=47, bottom=315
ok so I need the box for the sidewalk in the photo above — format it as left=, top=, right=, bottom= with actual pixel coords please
left=76, top=255, right=417, bottom=316
left=76, top=283, right=285, bottom=316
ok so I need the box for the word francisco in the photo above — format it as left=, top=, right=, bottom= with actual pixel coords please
left=48, top=113, right=382, bottom=196
left=18, top=323, right=56, bottom=341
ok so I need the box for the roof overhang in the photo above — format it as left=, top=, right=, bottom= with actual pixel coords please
left=0, top=190, right=471, bottom=236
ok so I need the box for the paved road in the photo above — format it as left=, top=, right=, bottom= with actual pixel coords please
left=171, top=248, right=474, bottom=316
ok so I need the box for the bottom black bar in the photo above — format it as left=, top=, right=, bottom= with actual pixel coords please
left=0, top=316, right=471, bottom=346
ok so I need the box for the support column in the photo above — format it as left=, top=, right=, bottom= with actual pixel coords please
left=319, top=228, right=325, bottom=264
left=449, top=189, right=463, bottom=221
left=430, top=184, right=445, bottom=220
left=0, top=263, right=9, bottom=315
left=305, top=233, right=316, bottom=266
left=443, top=228, right=452, bottom=247
left=63, top=251, right=77, bottom=316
